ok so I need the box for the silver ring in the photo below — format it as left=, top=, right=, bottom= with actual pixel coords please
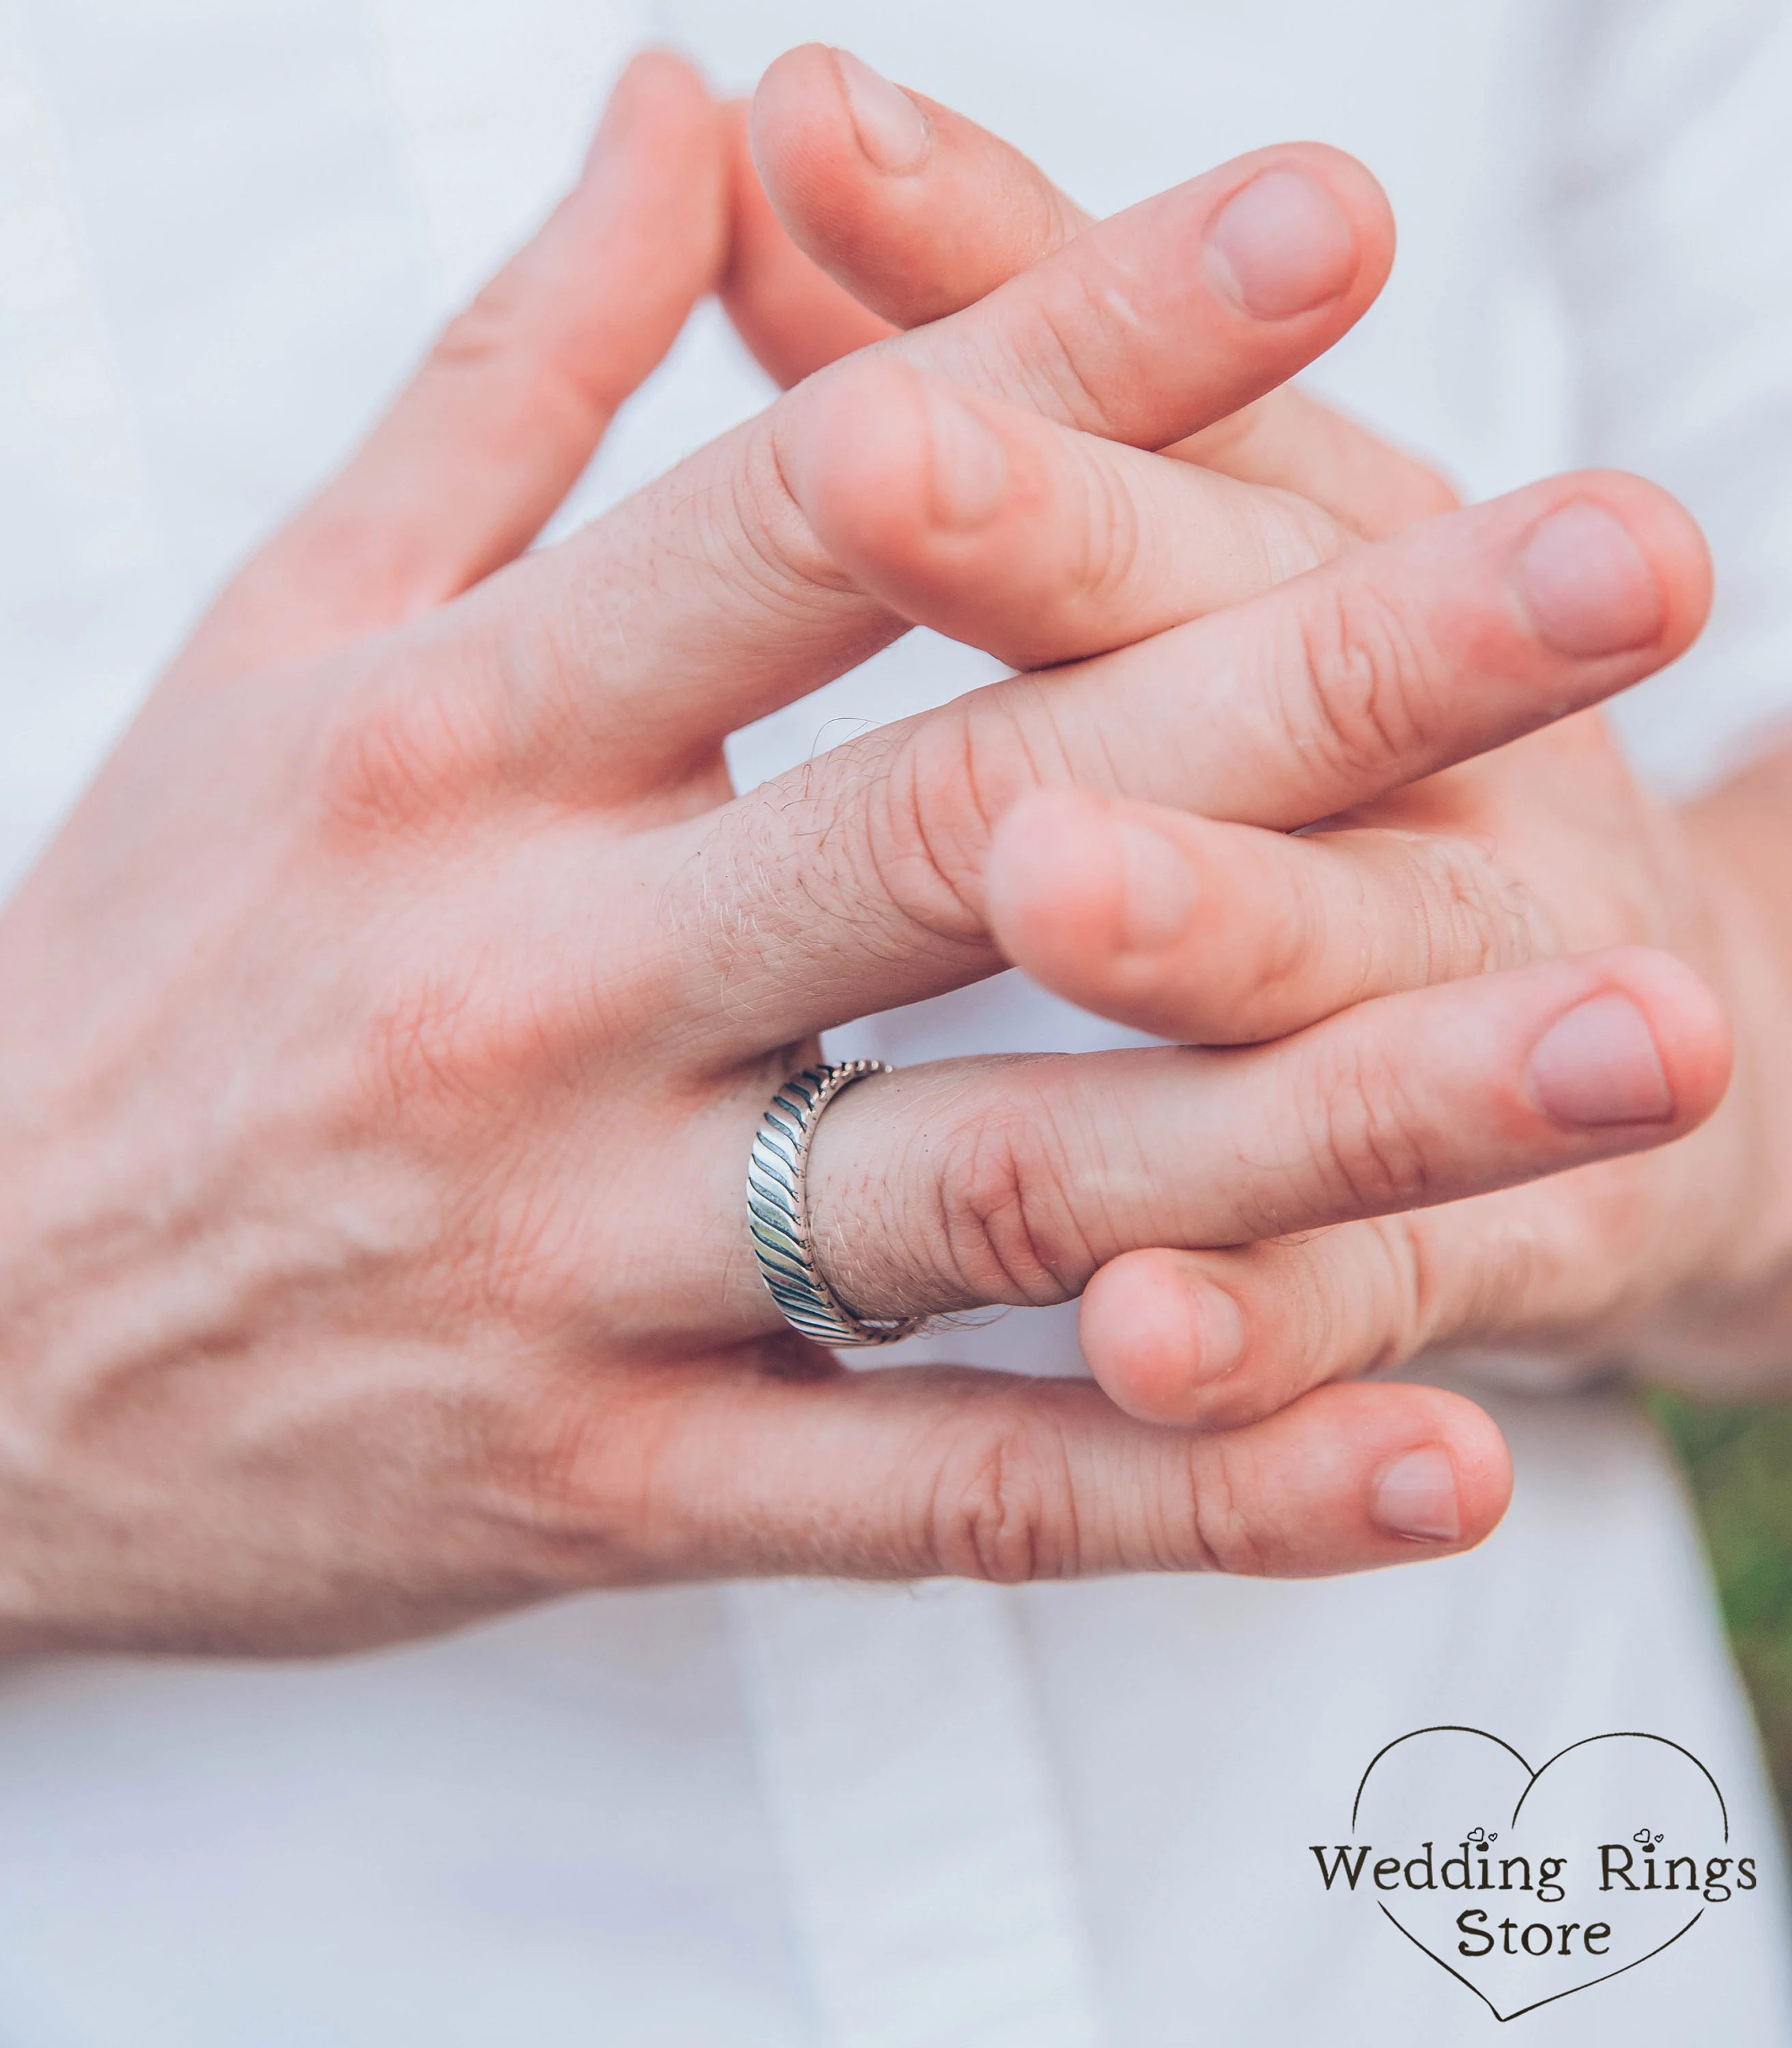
left=748, top=1060, right=924, bottom=1349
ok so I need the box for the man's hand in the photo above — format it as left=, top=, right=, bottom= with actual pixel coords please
left=0, top=51, right=1723, bottom=1656
left=730, top=48, right=1792, bottom=1423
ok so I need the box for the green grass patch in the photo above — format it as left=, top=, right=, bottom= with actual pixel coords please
left=1653, top=1391, right=1792, bottom=1825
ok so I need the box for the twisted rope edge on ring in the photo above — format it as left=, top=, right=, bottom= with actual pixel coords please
left=748, top=1060, right=922, bottom=1348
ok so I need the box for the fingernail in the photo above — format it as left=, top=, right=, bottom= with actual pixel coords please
left=1204, top=169, right=1356, bottom=320
left=1374, top=1447, right=1462, bottom=1544
left=833, top=48, right=930, bottom=173
left=1186, top=1284, right=1248, bottom=1385
left=1526, top=991, right=1673, bottom=1128
left=921, top=382, right=1010, bottom=530
left=1518, top=501, right=1664, bottom=657
left=1114, top=817, right=1200, bottom=950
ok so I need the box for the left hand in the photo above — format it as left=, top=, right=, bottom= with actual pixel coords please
left=724, top=47, right=1792, bottom=1419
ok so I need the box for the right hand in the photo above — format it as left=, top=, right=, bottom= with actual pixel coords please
left=0, top=52, right=1720, bottom=1655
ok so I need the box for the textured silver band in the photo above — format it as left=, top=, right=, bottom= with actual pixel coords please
left=748, top=1059, right=922, bottom=1349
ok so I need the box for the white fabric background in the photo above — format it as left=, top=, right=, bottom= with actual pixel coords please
left=1, top=2, right=1791, bottom=2043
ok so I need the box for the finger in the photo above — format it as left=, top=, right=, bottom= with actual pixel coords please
left=718, top=97, right=892, bottom=387
left=748, top=43, right=1453, bottom=535
left=187, top=52, right=725, bottom=681
left=782, top=360, right=1351, bottom=668
left=1080, top=1066, right=1746, bottom=1427
left=790, top=948, right=1729, bottom=1326
left=1165, top=388, right=1460, bottom=539
left=748, top=43, right=1089, bottom=327
left=429, top=135, right=1399, bottom=800
left=672, top=470, right=1710, bottom=1048
left=1077, top=958, right=1737, bottom=1430
left=984, top=788, right=1552, bottom=1045
left=592, top=1360, right=1511, bottom=1578
left=1076, top=1206, right=1550, bottom=1436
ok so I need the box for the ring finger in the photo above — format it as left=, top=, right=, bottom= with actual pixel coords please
left=776, top=946, right=1729, bottom=1328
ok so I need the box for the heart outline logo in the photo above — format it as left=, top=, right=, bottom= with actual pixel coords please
left=1342, top=1724, right=1736, bottom=2023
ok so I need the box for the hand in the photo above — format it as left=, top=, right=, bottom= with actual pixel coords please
left=730, top=51, right=1786, bottom=1421
left=0, top=52, right=1715, bottom=1656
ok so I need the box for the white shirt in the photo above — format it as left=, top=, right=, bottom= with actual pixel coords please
left=1, top=1, right=1789, bottom=2042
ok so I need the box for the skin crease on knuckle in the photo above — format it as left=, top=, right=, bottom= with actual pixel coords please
left=904, top=1381, right=1214, bottom=1584
left=1292, top=1034, right=1449, bottom=1227
left=314, top=647, right=519, bottom=842
left=806, top=1063, right=1096, bottom=1316
left=1283, top=574, right=1441, bottom=790
left=930, top=1079, right=1101, bottom=1308
left=854, top=695, right=1055, bottom=950
left=922, top=1421, right=1067, bottom=1582
left=1065, top=433, right=1150, bottom=624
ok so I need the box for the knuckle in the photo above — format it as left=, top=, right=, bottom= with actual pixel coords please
left=505, top=1373, right=665, bottom=1569
left=356, top=939, right=630, bottom=1141
left=432, top=282, right=524, bottom=382
left=930, top=1081, right=1096, bottom=1305
left=1298, top=1038, right=1441, bottom=1219
left=1284, top=578, right=1436, bottom=786
left=718, top=414, right=859, bottom=618
left=1067, top=442, right=1147, bottom=613
left=1400, top=834, right=1543, bottom=980
left=1255, top=490, right=1348, bottom=588
left=315, top=664, right=503, bottom=842
left=1184, top=1445, right=1274, bottom=1576
left=860, top=694, right=1053, bottom=945
left=996, top=264, right=1118, bottom=434
left=1344, top=1217, right=1444, bottom=1373
left=358, top=959, right=526, bottom=1126
left=922, top=1412, right=1079, bottom=1582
